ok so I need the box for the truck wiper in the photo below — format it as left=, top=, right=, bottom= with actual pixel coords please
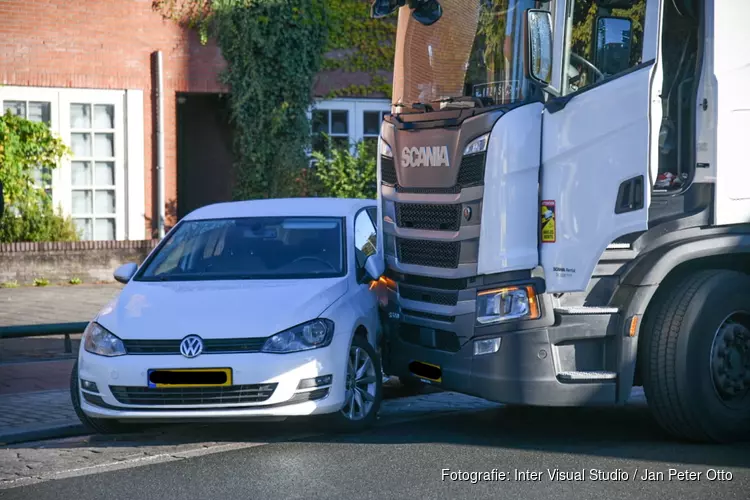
left=436, top=96, right=487, bottom=107
left=393, top=102, right=434, bottom=112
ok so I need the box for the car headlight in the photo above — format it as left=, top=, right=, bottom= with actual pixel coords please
left=463, top=133, right=490, bottom=156
left=261, top=319, right=335, bottom=353
left=380, top=141, right=393, bottom=158
left=83, top=322, right=126, bottom=357
left=476, top=285, right=540, bottom=325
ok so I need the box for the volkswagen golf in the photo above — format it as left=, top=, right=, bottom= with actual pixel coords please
left=70, top=197, right=387, bottom=433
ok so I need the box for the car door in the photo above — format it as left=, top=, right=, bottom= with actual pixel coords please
left=351, top=207, right=382, bottom=346
left=540, top=0, right=664, bottom=292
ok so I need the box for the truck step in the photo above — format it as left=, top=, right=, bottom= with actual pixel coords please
left=606, top=243, right=632, bottom=250
left=554, top=306, right=619, bottom=315
left=558, top=371, right=617, bottom=382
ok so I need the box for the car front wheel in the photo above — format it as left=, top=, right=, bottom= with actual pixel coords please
left=326, top=334, right=383, bottom=433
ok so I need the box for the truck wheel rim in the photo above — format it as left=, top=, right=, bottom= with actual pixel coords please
left=341, top=345, right=377, bottom=421
left=710, top=313, right=750, bottom=408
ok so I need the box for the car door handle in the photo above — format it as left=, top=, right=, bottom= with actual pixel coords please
left=615, top=175, right=645, bottom=214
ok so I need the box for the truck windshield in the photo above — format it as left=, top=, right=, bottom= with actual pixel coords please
left=136, top=217, right=345, bottom=281
left=392, top=0, right=546, bottom=109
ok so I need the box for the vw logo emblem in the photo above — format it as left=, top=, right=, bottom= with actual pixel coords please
left=179, top=335, right=204, bottom=358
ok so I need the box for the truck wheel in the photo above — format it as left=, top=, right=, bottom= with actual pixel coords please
left=641, top=270, right=750, bottom=443
left=70, top=360, right=137, bottom=435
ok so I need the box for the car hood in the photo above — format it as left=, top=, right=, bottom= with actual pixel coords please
left=95, top=278, right=349, bottom=340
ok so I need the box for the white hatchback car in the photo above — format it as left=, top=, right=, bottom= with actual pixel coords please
left=71, top=197, right=387, bottom=433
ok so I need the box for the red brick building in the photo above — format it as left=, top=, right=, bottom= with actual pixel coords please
left=0, top=0, right=392, bottom=240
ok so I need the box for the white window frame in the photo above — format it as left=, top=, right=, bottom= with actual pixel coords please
left=307, top=97, right=391, bottom=160
left=0, top=86, right=145, bottom=241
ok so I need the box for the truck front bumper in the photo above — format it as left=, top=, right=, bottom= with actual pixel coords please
left=384, top=308, right=622, bottom=407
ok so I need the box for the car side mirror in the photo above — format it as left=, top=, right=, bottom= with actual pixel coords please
left=594, top=16, right=633, bottom=77
left=364, top=253, right=385, bottom=282
left=0, top=180, right=4, bottom=219
left=526, top=9, right=553, bottom=86
left=113, top=262, right=138, bottom=284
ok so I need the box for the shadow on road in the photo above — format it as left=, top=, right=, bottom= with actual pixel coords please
left=14, top=392, right=748, bottom=470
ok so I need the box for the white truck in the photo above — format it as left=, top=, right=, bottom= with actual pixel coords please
left=370, top=0, right=750, bottom=443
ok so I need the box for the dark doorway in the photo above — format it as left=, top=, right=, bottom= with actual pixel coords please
left=176, top=93, right=235, bottom=220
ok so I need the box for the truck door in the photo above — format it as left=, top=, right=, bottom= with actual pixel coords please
left=540, top=0, right=663, bottom=293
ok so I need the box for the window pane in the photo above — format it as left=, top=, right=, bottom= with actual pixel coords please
left=95, top=190, right=116, bottom=215
left=72, top=190, right=93, bottom=215
left=71, top=133, right=92, bottom=156
left=70, top=103, right=91, bottom=128
left=331, top=110, right=348, bottom=134
left=95, top=161, right=115, bottom=185
left=94, top=104, right=114, bottom=129
left=363, top=111, right=381, bottom=136
left=71, top=161, right=92, bottom=186
left=94, top=133, right=114, bottom=157
left=3, top=101, right=25, bottom=117
left=74, top=218, right=93, bottom=240
left=312, top=135, right=328, bottom=156
left=312, top=110, right=328, bottom=134
left=331, top=136, right=350, bottom=152
left=28, top=102, right=51, bottom=124
left=94, top=219, right=115, bottom=240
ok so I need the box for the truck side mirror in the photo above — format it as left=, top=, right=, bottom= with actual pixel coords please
left=526, top=10, right=553, bottom=86
left=594, top=17, right=633, bottom=77
left=0, top=180, right=4, bottom=219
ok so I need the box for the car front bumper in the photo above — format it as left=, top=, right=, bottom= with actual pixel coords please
left=77, top=344, right=347, bottom=421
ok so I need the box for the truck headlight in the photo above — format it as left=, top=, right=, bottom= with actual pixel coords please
left=83, top=322, right=126, bottom=357
left=380, top=141, right=393, bottom=158
left=261, top=319, right=335, bottom=353
left=463, top=133, right=489, bottom=156
left=476, top=285, right=540, bottom=325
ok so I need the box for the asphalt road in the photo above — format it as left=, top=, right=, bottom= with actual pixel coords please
left=2, top=400, right=748, bottom=500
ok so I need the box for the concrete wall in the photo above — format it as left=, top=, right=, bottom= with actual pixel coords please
left=0, top=240, right=159, bottom=285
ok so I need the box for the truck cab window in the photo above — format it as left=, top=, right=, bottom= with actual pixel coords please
left=564, top=1, right=646, bottom=95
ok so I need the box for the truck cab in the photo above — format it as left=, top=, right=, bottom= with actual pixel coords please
left=373, top=0, right=750, bottom=443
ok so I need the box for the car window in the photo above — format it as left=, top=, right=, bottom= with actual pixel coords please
left=354, top=209, right=377, bottom=268
left=137, top=217, right=345, bottom=281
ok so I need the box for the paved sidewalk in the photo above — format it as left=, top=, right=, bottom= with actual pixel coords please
left=0, top=283, right=123, bottom=327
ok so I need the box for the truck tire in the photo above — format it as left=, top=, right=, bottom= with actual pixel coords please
left=641, top=269, right=750, bottom=443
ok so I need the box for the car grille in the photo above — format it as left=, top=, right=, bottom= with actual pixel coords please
left=109, top=384, right=278, bottom=406
left=122, top=337, right=268, bottom=355
left=397, top=238, right=460, bottom=268
left=395, top=203, right=461, bottom=231
left=381, top=155, right=397, bottom=184
left=398, top=284, right=459, bottom=306
left=457, top=152, right=486, bottom=186
left=399, top=323, right=461, bottom=352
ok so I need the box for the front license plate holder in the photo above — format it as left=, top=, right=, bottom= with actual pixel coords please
left=147, top=368, right=233, bottom=388
left=408, top=360, right=442, bottom=384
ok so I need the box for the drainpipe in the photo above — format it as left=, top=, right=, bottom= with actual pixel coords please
left=153, top=51, right=166, bottom=239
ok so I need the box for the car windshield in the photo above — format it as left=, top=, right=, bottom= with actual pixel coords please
left=136, top=217, right=345, bottom=281
left=392, top=0, right=546, bottom=109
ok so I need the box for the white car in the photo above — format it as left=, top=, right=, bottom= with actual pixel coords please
left=71, top=197, right=387, bottom=433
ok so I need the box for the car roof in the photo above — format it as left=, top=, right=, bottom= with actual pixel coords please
left=183, top=197, right=376, bottom=221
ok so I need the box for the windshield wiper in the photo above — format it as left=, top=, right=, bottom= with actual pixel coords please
left=393, top=102, right=434, bottom=113
left=436, top=96, right=487, bottom=107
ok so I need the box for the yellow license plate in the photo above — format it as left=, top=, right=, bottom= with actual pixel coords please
left=409, top=360, right=442, bottom=384
left=147, top=368, right=232, bottom=388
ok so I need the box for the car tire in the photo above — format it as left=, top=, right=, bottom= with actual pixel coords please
left=640, top=269, right=750, bottom=443
left=325, top=334, right=383, bottom=433
left=70, top=360, right=137, bottom=435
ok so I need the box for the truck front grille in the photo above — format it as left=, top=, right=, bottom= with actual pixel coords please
left=395, top=203, right=461, bottom=231
left=109, top=384, right=278, bottom=406
left=457, top=152, right=486, bottom=187
left=398, top=284, right=459, bottom=306
left=381, top=155, right=397, bottom=184
left=399, top=323, right=461, bottom=352
left=396, top=238, right=460, bottom=268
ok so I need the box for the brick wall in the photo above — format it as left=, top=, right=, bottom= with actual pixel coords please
left=0, top=0, right=227, bottom=237
left=0, top=240, right=159, bottom=285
